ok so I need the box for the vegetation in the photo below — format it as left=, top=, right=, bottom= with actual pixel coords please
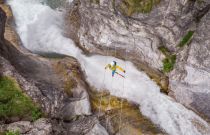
left=5, top=131, right=20, bottom=135
left=158, top=46, right=176, bottom=73
left=162, top=55, right=176, bottom=73
left=120, top=0, right=161, bottom=16
left=90, top=0, right=100, bottom=4
left=0, top=76, right=42, bottom=121
left=178, top=31, right=194, bottom=47
left=158, top=46, right=170, bottom=56
left=159, top=31, right=194, bottom=73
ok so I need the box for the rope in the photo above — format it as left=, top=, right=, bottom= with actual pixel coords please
left=105, top=44, right=117, bottom=129
left=98, top=37, right=110, bottom=118
left=118, top=49, right=127, bottom=134
left=107, top=45, right=117, bottom=109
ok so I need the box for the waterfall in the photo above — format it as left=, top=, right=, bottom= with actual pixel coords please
left=8, top=0, right=210, bottom=134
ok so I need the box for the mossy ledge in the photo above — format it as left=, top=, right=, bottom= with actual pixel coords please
left=0, top=76, right=42, bottom=122
left=158, top=46, right=176, bottom=73
left=119, top=0, right=161, bottom=16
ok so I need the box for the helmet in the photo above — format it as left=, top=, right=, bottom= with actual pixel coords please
left=110, top=61, right=116, bottom=66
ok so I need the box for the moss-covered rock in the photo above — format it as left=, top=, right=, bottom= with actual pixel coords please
left=119, top=0, right=161, bottom=16
left=0, top=76, right=42, bottom=122
left=89, top=89, right=164, bottom=135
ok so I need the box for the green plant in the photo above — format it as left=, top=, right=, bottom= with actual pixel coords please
left=90, top=0, right=100, bottom=4
left=178, top=31, right=194, bottom=47
left=0, top=76, right=42, bottom=121
left=158, top=46, right=170, bottom=56
left=5, top=131, right=20, bottom=135
left=31, top=108, right=42, bottom=122
left=120, top=0, right=161, bottom=16
left=162, top=55, right=176, bottom=73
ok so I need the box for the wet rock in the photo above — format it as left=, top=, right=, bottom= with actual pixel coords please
left=0, top=7, right=6, bottom=40
left=0, top=3, right=20, bottom=49
left=89, top=90, right=164, bottom=135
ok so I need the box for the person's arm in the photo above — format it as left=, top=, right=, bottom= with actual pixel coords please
left=116, top=65, right=125, bottom=73
left=105, top=64, right=111, bottom=69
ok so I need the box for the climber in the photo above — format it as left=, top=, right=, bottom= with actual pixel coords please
left=105, top=61, right=126, bottom=78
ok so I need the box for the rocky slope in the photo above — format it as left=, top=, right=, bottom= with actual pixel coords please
left=66, top=0, right=210, bottom=122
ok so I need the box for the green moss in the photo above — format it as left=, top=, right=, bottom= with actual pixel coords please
left=0, top=76, right=42, bottom=121
left=5, top=131, right=20, bottom=135
left=178, top=31, right=194, bottom=47
left=90, top=0, right=100, bottom=4
left=120, top=0, right=161, bottom=16
left=158, top=46, right=170, bottom=56
left=162, top=55, right=176, bottom=73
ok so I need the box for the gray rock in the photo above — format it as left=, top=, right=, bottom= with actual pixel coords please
left=7, top=121, right=32, bottom=134
left=169, top=9, right=210, bottom=120
left=65, top=116, right=108, bottom=135
left=26, top=118, right=52, bottom=135
left=77, top=0, right=164, bottom=70
left=85, top=123, right=109, bottom=135
left=5, top=119, right=52, bottom=135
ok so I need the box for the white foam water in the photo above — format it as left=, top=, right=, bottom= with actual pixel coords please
left=8, top=0, right=210, bottom=134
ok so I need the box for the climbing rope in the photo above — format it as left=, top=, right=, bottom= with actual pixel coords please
left=118, top=49, right=127, bottom=134
left=107, top=45, right=117, bottom=109
left=98, top=37, right=110, bottom=118
left=105, top=44, right=117, bottom=130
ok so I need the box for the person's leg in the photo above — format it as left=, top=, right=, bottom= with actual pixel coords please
left=112, top=70, right=116, bottom=77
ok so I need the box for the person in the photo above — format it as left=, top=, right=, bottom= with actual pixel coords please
left=105, top=61, right=126, bottom=77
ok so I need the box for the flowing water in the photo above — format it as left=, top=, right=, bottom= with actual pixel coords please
left=7, top=0, right=210, bottom=134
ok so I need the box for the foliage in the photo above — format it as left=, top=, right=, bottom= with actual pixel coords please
left=158, top=46, right=170, bottom=56
left=162, top=55, right=176, bottom=73
left=90, top=0, right=100, bottom=4
left=120, top=0, right=161, bottom=16
left=0, top=76, right=42, bottom=121
left=178, top=31, right=194, bottom=47
left=5, top=131, right=20, bottom=135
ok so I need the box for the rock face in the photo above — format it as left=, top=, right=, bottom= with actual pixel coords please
left=169, top=4, right=210, bottom=120
left=67, top=0, right=210, bottom=93
left=67, top=0, right=210, bottom=121
left=67, top=0, right=171, bottom=93
left=0, top=6, right=5, bottom=39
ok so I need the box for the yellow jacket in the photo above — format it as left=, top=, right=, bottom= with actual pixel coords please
left=105, top=64, right=125, bottom=72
